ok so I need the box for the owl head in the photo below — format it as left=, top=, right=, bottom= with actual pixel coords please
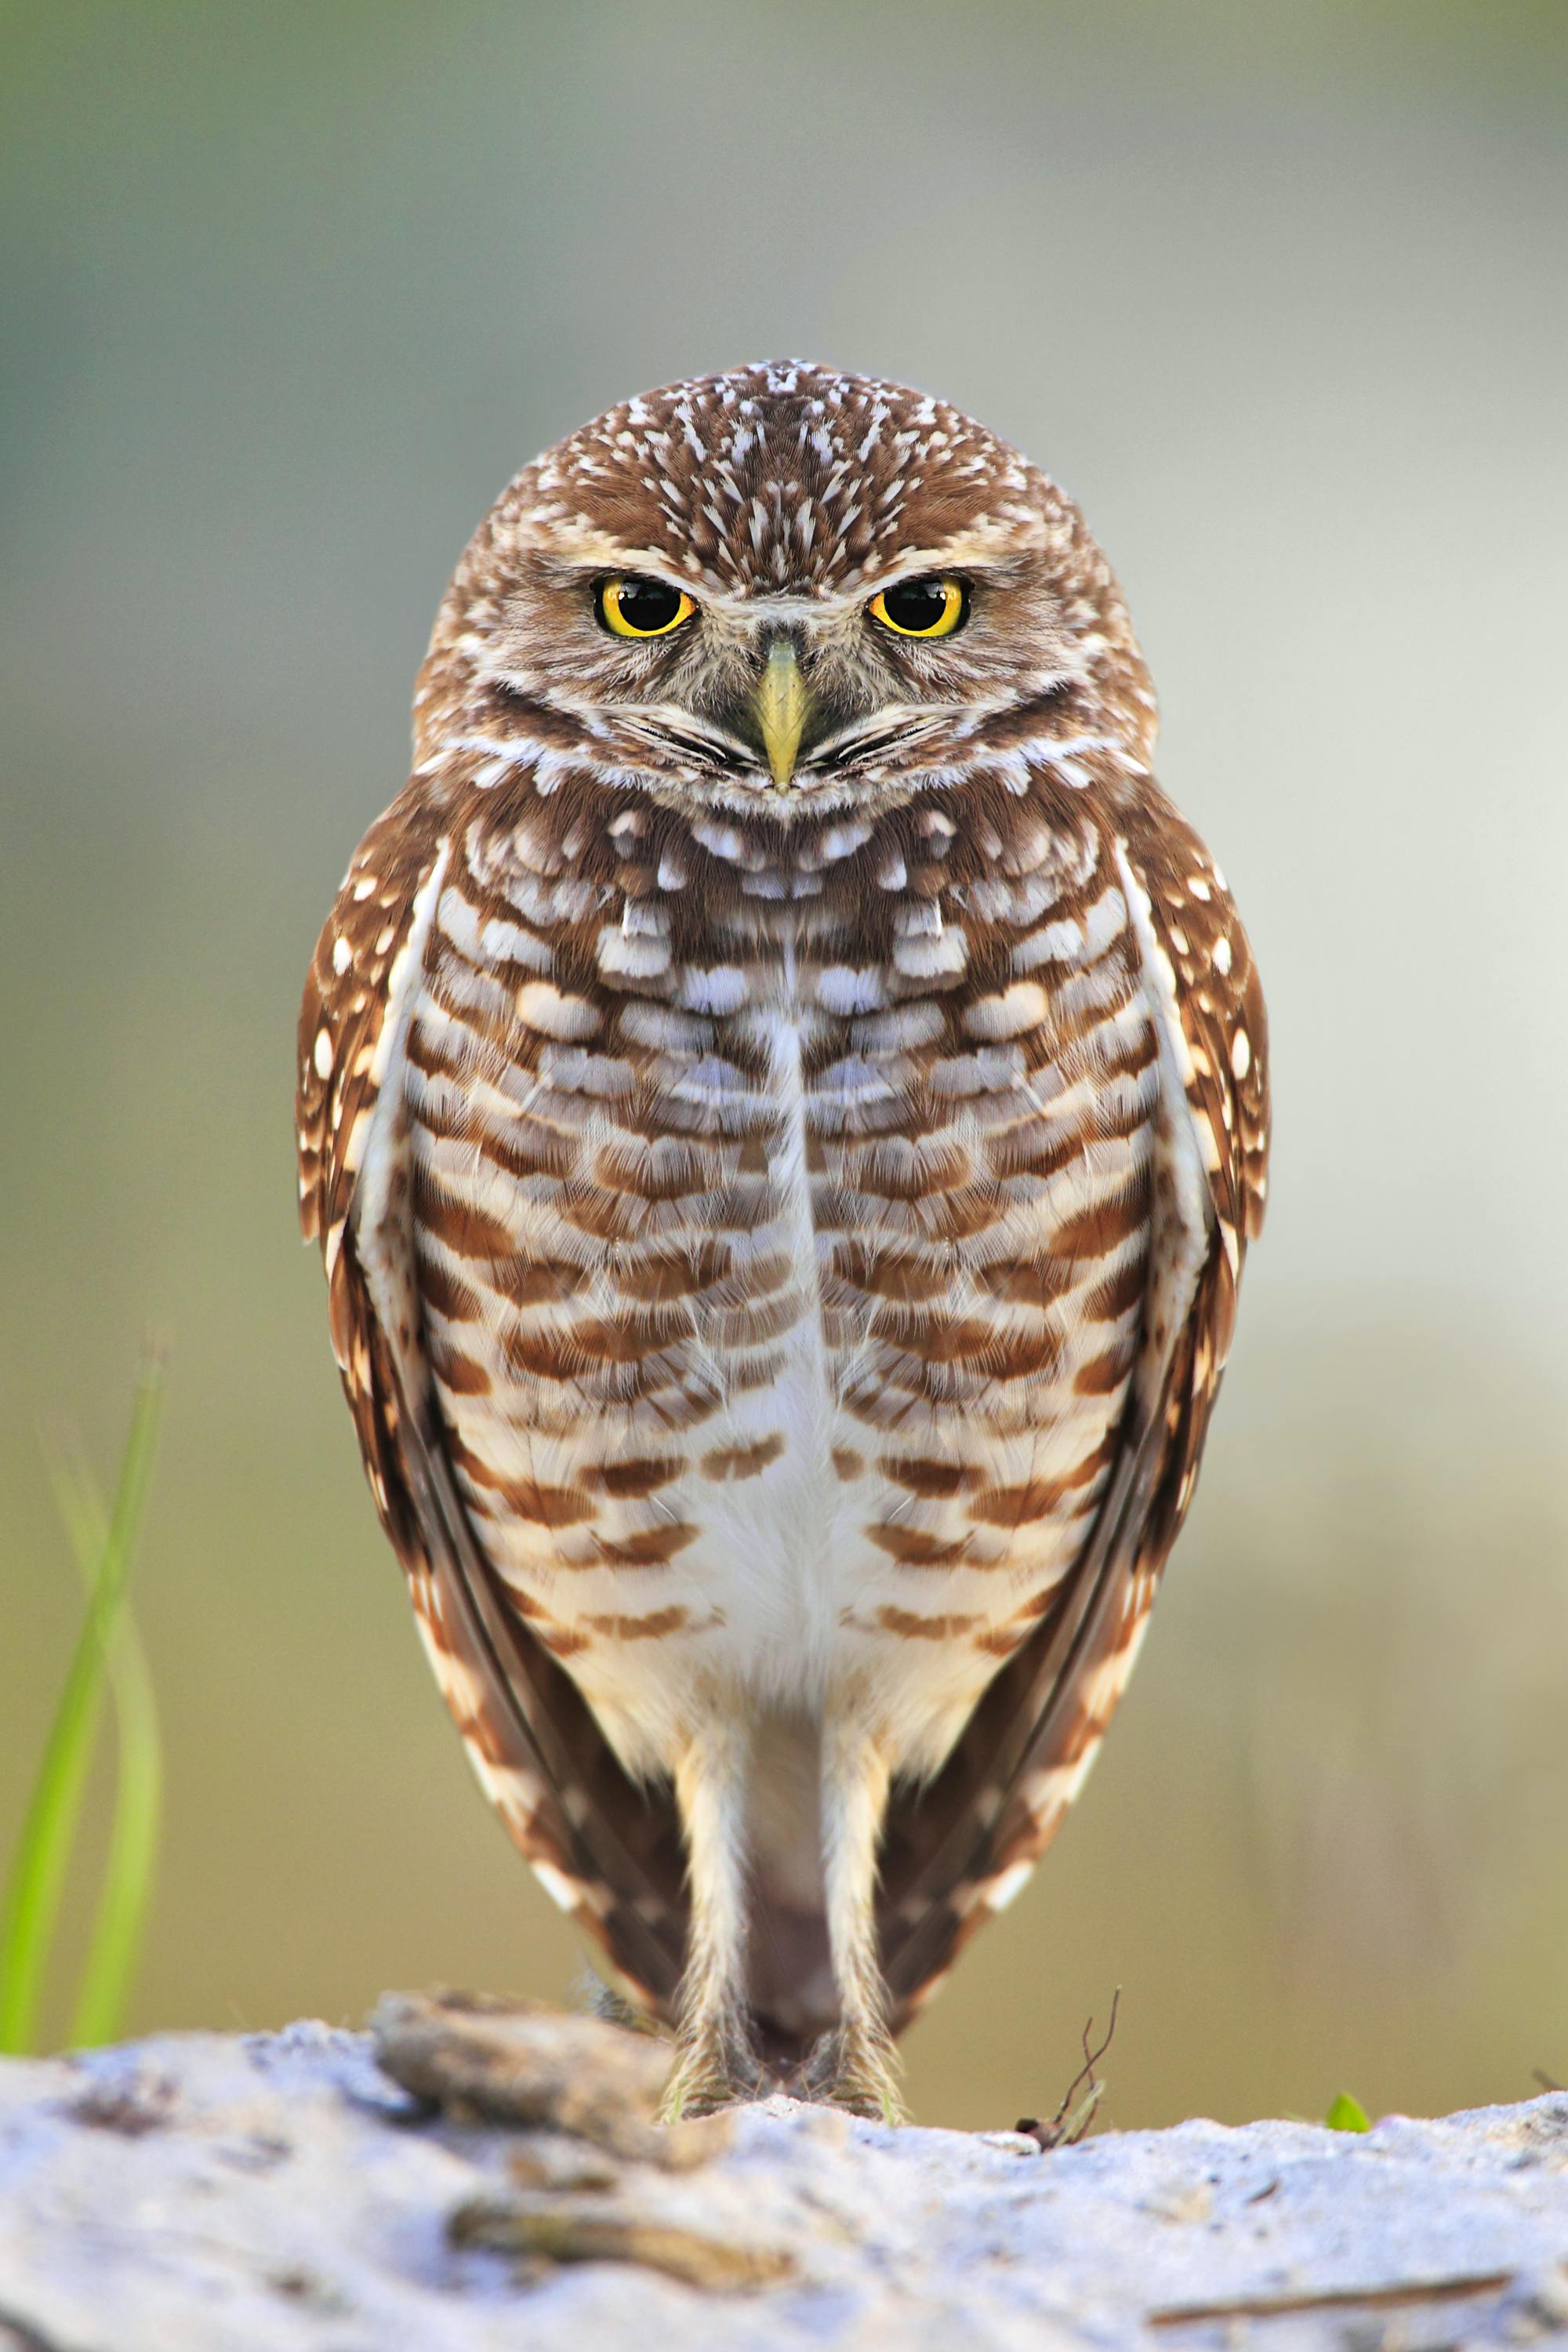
left=419, top=361, right=1154, bottom=819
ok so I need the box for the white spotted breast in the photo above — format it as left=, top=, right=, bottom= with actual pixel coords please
left=388, top=774, right=1160, bottom=1784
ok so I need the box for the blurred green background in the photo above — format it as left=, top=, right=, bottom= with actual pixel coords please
left=3, top=0, right=1566, bottom=2132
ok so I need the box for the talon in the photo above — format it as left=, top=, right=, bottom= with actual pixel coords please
left=804, top=2022, right=906, bottom=2122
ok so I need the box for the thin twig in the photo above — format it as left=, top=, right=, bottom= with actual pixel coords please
left=1015, top=1987, right=1121, bottom=2151
left=1150, top=2270, right=1512, bottom=2326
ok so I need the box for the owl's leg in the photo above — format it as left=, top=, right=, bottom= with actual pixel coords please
left=661, top=1719, right=757, bottom=2119
left=818, top=1720, right=904, bottom=2122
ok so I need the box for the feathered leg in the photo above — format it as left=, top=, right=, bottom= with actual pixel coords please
left=661, top=1718, right=758, bottom=2118
left=817, top=1719, right=903, bottom=2120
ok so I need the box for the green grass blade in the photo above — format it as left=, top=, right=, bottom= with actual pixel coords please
left=48, top=1457, right=164, bottom=2050
left=0, top=1363, right=163, bottom=2056
left=1325, top=2090, right=1372, bottom=2132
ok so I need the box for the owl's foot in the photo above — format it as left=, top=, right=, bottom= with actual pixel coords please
left=659, top=2024, right=762, bottom=2122
left=804, top=2022, right=907, bottom=2123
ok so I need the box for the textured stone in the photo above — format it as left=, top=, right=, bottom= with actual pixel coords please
left=0, top=2012, right=1565, bottom=2350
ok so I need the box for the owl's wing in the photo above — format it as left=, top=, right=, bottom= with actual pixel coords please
left=877, top=796, right=1269, bottom=2020
left=296, top=799, right=686, bottom=2016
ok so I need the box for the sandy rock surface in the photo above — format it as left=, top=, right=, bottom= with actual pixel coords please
left=1, top=2005, right=1566, bottom=2350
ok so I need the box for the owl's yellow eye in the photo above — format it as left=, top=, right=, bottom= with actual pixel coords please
left=597, top=575, right=696, bottom=639
left=868, top=576, right=968, bottom=639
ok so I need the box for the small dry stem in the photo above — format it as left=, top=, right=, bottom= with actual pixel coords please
left=1014, top=1987, right=1121, bottom=2152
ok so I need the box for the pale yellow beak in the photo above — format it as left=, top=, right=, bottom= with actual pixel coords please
left=754, top=637, right=809, bottom=787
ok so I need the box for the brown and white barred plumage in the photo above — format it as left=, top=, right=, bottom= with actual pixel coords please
left=296, top=363, right=1269, bottom=2114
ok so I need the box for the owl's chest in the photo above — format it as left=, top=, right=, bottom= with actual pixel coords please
left=404, top=848, right=1156, bottom=1733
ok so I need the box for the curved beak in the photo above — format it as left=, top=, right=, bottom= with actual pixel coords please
left=754, top=637, right=810, bottom=788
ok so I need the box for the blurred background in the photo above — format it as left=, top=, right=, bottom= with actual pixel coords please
left=3, top=0, right=1566, bottom=2132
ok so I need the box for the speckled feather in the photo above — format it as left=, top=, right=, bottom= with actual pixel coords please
left=296, top=362, right=1269, bottom=2080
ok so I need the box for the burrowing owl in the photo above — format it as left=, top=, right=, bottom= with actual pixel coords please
left=297, top=362, right=1269, bottom=2118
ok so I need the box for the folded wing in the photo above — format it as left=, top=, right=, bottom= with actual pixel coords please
left=877, top=793, right=1269, bottom=2021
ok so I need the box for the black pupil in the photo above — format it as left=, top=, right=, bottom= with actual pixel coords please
left=884, top=578, right=954, bottom=632
left=614, top=577, right=683, bottom=633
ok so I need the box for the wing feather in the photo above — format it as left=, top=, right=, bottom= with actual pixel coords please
left=296, top=800, right=686, bottom=2015
left=879, top=794, right=1270, bottom=2018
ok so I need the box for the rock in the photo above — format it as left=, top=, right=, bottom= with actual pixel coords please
left=0, top=2005, right=1566, bottom=2350
left=368, top=1989, right=726, bottom=2168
